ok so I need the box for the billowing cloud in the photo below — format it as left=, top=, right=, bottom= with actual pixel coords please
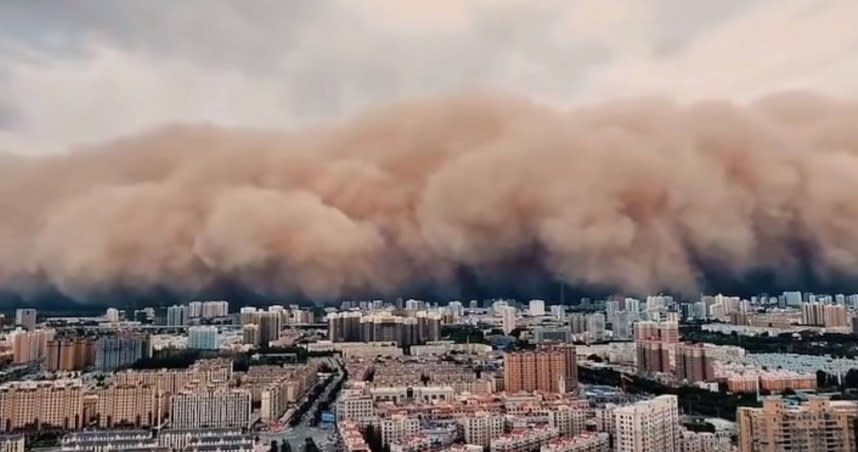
left=2, top=1, right=858, bottom=303
left=0, top=92, right=858, bottom=302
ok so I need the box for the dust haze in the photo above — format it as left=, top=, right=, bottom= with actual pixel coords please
left=2, top=91, right=858, bottom=302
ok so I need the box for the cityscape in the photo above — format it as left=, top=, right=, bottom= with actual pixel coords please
left=3, top=292, right=858, bottom=451
left=3, top=1, right=858, bottom=452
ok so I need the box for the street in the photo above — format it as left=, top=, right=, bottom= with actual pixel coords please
left=257, top=356, right=343, bottom=451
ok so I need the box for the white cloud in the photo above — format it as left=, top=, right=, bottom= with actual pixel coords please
left=0, top=0, right=856, bottom=154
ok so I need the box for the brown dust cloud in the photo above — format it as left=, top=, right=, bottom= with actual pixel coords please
left=2, top=92, right=858, bottom=303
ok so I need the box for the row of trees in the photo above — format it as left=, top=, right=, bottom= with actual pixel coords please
left=681, top=326, right=858, bottom=358
left=578, top=366, right=761, bottom=420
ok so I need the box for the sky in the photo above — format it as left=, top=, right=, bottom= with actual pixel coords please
left=2, top=0, right=858, bottom=155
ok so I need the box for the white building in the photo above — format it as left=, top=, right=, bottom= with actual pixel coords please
left=614, top=395, right=680, bottom=452
left=105, top=308, right=120, bottom=323
left=169, top=388, right=251, bottom=429
left=586, top=313, right=606, bottom=342
left=188, top=326, right=219, bottom=350
left=529, top=300, right=546, bottom=316
left=201, top=301, right=229, bottom=319
left=336, top=390, right=375, bottom=423
left=187, top=301, right=203, bottom=319
left=502, top=306, right=517, bottom=335
left=166, top=305, right=186, bottom=326
left=551, top=305, right=565, bottom=321
left=14, top=309, right=37, bottom=330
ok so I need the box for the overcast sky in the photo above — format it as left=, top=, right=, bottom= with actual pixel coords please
left=1, top=0, right=857, bottom=154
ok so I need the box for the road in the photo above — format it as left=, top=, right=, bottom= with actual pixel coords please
left=257, top=357, right=344, bottom=451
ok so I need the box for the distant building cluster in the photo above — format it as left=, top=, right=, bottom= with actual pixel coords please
left=327, top=310, right=442, bottom=347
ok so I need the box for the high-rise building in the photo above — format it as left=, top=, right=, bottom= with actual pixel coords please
left=242, top=324, right=259, bottom=346
left=738, top=397, right=858, bottom=452
left=783, top=291, right=803, bottom=307
left=94, top=334, right=152, bottom=372
left=188, top=326, right=219, bottom=350
left=14, top=309, right=37, bottom=331
left=614, top=395, right=680, bottom=452
left=187, top=301, right=203, bottom=319
left=328, top=310, right=442, bottom=346
left=447, top=301, right=464, bottom=320
left=504, top=345, right=577, bottom=393
left=200, top=301, right=229, bottom=319
left=10, top=328, right=54, bottom=364
left=0, top=380, right=85, bottom=431
left=634, top=321, right=679, bottom=342
left=529, top=299, right=546, bottom=316
left=169, top=388, right=251, bottom=429
left=257, top=311, right=282, bottom=347
left=166, top=305, right=187, bottom=327
left=823, top=304, right=849, bottom=328
left=636, top=341, right=671, bottom=374
left=46, top=338, right=95, bottom=372
left=568, top=313, right=587, bottom=335
left=502, top=306, right=517, bottom=335
left=605, top=301, right=620, bottom=323
left=675, top=343, right=714, bottom=383
left=95, top=384, right=159, bottom=428
left=239, top=307, right=258, bottom=326
left=586, top=313, right=606, bottom=342
left=551, top=305, right=565, bottom=321
left=612, top=311, right=631, bottom=340
left=105, top=308, right=120, bottom=323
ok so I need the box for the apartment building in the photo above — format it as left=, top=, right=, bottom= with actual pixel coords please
left=504, top=345, right=578, bottom=393
left=614, top=395, right=680, bottom=452
left=169, top=388, right=251, bottom=429
left=541, top=432, right=610, bottom=452
left=0, top=380, right=85, bottom=431
left=738, top=397, right=858, bottom=452
left=460, top=411, right=505, bottom=448
left=379, top=414, right=420, bottom=447
left=490, top=426, right=558, bottom=452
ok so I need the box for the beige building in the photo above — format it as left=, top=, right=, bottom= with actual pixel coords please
left=680, top=429, right=732, bottom=452
left=614, top=395, right=680, bottom=452
left=0, top=380, right=84, bottom=431
left=336, top=389, right=375, bottom=423
left=94, top=384, right=160, bottom=428
left=379, top=414, right=420, bottom=447
left=46, top=338, right=95, bottom=372
left=738, top=397, right=858, bottom=452
left=459, top=411, right=505, bottom=448
left=490, top=426, right=558, bottom=452
left=541, top=432, right=610, bottom=452
left=547, top=401, right=589, bottom=437
left=10, top=328, right=54, bottom=364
